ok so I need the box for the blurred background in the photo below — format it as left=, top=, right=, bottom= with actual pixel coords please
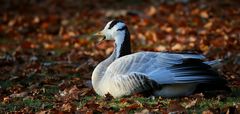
left=0, top=0, right=240, bottom=112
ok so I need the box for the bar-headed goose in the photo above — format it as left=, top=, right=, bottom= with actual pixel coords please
left=92, top=20, right=229, bottom=98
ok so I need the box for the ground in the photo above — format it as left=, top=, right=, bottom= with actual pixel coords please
left=0, top=0, right=240, bottom=113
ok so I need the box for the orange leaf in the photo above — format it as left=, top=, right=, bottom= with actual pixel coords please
left=127, top=104, right=141, bottom=109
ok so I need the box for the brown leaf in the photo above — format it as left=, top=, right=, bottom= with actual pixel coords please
left=135, top=109, right=150, bottom=114
left=3, top=96, right=10, bottom=104
left=43, top=43, right=55, bottom=49
left=41, top=22, right=49, bottom=29
left=86, top=110, right=93, bottom=114
left=156, top=45, right=166, bottom=51
left=104, top=93, right=114, bottom=101
left=167, top=100, right=186, bottom=113
left=145, top=31, right=157, bottom=43
left=84, top=101, right=99, bottom=109
left=127, top=104, right=141, bottom=110
left=36, top=110, right=51, bottom=114
left=200, top=11, right=209, bottom=18
left=147, top=6, right=157, bottom=16
left=199, top=44, right=209, bottom=52
left=185, top=99, right=197, bottom=109
left=120, top=98, right=128, bottom=104
left=21, top=41, right=35, bottom=49
left=225, top=106, right=238, bottom=114
left=202, top=110, right=214, bottom=114
left=10, top=91, right=28, bottom=98
left=61, top=103, right=76, bottom=112
left=171, top=43, right=184, bottom=51
left=79, top=88, right=92, bottom=96
left=68, top=85, right=81, bottom=100
left=204, top=21, right=213, bottom=29
left=210, top=38, right=227, bottom=47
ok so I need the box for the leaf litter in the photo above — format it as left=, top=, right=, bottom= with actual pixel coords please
left=0, top=0, right=240, bottom=113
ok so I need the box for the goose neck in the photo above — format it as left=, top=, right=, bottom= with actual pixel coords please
left=92, top=48, right=117, bottom=93
left=115, top=28, right=131, bottom=58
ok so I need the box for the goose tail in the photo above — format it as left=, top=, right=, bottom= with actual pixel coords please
left=204, top=59, right=223, bottom=69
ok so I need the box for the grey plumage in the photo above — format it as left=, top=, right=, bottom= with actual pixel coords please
left=92, top=20, right=229, bottom=98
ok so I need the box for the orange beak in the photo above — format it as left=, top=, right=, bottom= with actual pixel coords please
left=93, top=31, right=106, bottom=43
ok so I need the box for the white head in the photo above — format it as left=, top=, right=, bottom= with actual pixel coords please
left=95, top=20, right=127, bottom=41
left=94, top=20, right=131, bottom=58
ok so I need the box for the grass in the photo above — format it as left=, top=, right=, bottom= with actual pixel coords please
left=1, top=54, right=239, bottom=113
left=74, top=94, right=240, bottom=113
left=1, top=94, right=239, bottom=113
left=78, top=96, right=95, bottom=109
left=1, top=71, right=239, bottom=113
left=41, top=86, right=60, bottom=100
left=187, top=97, right=240, bottom=113
left=0, top=80, right=12, bottom=89
left=1, top=75, right=240, bottom=113
left=0, top=98, right=53, bottom=113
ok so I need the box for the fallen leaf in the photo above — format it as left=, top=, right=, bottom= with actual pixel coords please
left=84, top=101, right=100, bottom=109
left=120, top=98, right=128, bottom=104
left=167, top=100, right=186, bottom=113
left=147, top=6, right=157, bottom=16
left=127, top=104, right=141, bottom=110
left=185, top=99, right=198, bottom=109
left=135, top=109, right=150, bottom=114
left=61, top=103, right=75, bottom=112
left=202, top=110, right=214, bottom=114
left=200, top=11, right=209, bottom=18
left=10, top=91, right=28, bottom=98
left=171, top=43, right=184, bottom=51
left=3, top=97, right=10, bottom=104
left=79, top=88, right=92, bottom=96
left=204, top=21, right=213, bottom=29
left=104, top=93, right=114, bottom=101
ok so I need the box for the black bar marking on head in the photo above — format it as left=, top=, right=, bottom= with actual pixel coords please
left=108, top=20, right=124, bottom=29
left=117, top=26, right=127, bottom=31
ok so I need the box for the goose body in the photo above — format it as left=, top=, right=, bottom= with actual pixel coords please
left=92, top=20, right=229, bottom=98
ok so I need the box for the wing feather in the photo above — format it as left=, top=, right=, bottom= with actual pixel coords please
left=107, top=72, right=158, bottom=97
left=105, top=51, right=222, bottom=86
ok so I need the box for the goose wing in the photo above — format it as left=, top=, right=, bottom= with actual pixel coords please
left=105, top=52, right=224, bottom=85
left=108, top=72, right=159, bottom=97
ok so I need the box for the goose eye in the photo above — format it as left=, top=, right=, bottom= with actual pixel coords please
left=117, top=26, right=126, bottom=31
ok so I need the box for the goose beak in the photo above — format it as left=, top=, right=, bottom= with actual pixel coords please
left=93, top=31, right=106, bottom=42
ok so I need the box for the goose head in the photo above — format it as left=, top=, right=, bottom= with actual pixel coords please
left=95, top=20, right=131, bottom=58
left=95, top=20, right=127, bottom=40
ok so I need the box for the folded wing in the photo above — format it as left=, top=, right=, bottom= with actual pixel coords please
left=105, top=52, right=225, bottom=85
